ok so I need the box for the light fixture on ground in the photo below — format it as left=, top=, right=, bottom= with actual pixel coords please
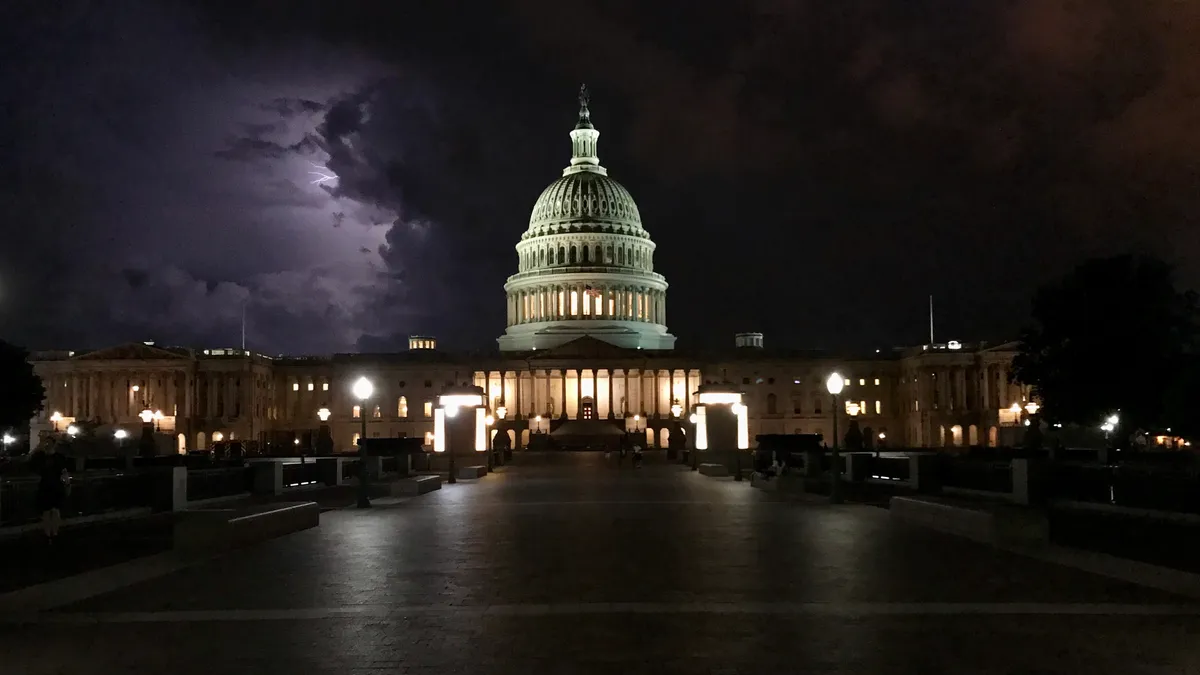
left=351, top=376, right=374, bottom=508
left=66, top=425, right=79, bottom=437
left=2, top=433, right=14, bottom=447
left=691, top=385, right=750, bottom=477
left=826, top=372, right=845, bottom=504
left=433, top=387, right=488, bottom=484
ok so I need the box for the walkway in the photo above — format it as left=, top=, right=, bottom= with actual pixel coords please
left=2, top=452, right=1198, bottom=673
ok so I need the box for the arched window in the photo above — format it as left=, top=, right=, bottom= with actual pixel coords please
left=581, top=246, right=589, bottom=263
left=606, top=245, right=614, bottom=263
left=569, top=245, right=577, bottom=264
left=594, top=245, right=602, bottom=263
left=767, top=393, right=778, bottom=414
left=397, top=396, right=408, bottom=418
left=618, top=247, right=625, bottom=265
left=352, top=405, right=361, bottom=418
left=557, top=246, right=565, bottom=264
left=539, top=248, right=545, bottom=266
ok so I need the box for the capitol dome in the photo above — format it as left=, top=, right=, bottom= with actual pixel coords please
left=497, top=86, right=675, bottom=353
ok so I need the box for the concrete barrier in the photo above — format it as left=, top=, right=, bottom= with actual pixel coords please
left=174, top=501, right=319, bottom=554
left=890, top=496, right=1048, bottom=546
left=698, top=463, right=729, bottom=477
left=456, top=465, right=487, bottom=480
left=391, top=475, right=442, bottom=497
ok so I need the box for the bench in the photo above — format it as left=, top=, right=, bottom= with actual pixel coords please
left=391, top=475, right=442, bottom=497
left=174, top=501, right=320, bottom=554
left=889, top=496, right=1048, bottom=546
left=456, top=465, right=487, bottom=480
left=698, top=463, right=729, bottom=477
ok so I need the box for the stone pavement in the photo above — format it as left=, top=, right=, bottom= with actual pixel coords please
left=2, top=451, right=1199, bottom=674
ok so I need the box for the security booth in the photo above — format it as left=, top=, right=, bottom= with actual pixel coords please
left=688, top=385, right=750, bottom=474
left=431, top=386, right=489, bottom=476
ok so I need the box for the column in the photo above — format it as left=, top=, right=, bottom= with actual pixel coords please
left=559, top=369, right=567, bottom=417
left=514, top=370, right=523, bottom=418
left=575, top=369, right=582, bottom=418
left=607, top=369, right=615, bottom=418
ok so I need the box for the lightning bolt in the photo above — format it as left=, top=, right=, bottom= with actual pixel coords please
left=308, top=161, right=337, bottom=185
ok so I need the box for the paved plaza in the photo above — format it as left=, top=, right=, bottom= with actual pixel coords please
left=2, top=452, right=1199, bottom=674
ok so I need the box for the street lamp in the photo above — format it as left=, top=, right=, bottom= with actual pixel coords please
left=351, top=376, right=374, bottom=508
left=139, top=408, right=154, bottom=424
left=826, top=372, right=845, bottom=504
left=316, top=406, right=332, bottom=456
left=66, top=425, right=79, bottom=437
left=2, top=433, right=14, bottom=448
left=670, top=403, right=682, bottom=418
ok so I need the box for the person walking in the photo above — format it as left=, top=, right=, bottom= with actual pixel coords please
left=30, top=442, right=71, bottom=543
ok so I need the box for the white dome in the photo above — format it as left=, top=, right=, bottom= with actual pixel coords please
left=498, top=87, right=675, bottom=353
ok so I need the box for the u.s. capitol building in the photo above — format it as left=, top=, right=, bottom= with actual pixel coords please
left=30, top=93, right=1030, bottom=453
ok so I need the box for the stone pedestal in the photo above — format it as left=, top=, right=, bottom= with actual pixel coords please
left=252, top=461, right=283, bottom=495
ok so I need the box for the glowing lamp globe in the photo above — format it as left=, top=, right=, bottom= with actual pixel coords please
left=66, top=425, right=79, bottom=437
left=2, top=433, right=15, bottom=445
left=114, top=429, right=128, bottom=440
left=670, top=403, right=682, bottom=418
left=826, top=373, right=845, bottom=396
left=317, top=407, right=331, bottom=422
left=352, top=377, right=374, bottom=401
left=139, top=408, right=154, bottom=424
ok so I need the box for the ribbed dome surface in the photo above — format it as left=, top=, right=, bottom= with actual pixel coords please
left=527, top=171, right=642, bottom=233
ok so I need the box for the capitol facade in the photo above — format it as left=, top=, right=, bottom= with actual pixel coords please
left=29, top=92, right=1031, bottom=454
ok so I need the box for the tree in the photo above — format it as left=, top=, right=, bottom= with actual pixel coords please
left=0, top=339, right=46, bottom=432
left=1012, top=254, right=1200, bottom=433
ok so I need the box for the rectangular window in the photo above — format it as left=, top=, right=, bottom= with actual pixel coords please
left=570, top=290, right=579, bottom=316
left=323, top=382, right=329, bottom=391
left=860, top=400, right=866, bottom=415
left=844, top=378, right=852, bottom=387
left=874, top=378, right=880, bottom=386
left=307, top=382, right=314, bottom=391
left=859, top=378, right=865, bottom=386
left=292, top=383, right=299, bottom=391
left=424, top=401, right=433, bottom=418
left=875, top=400, right=881, bottom=415
left=352, top=405, right=361, bottom=418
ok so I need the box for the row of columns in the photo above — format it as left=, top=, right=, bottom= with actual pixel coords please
left=518, top=241, right=652, bottom=273
left=915, top=364, right=1024, bottom=413
left=507, top=286, right=665, bottom=326
left=42, top=370, right=191, bottom=424
left=476, top=368, right=701, bottom=420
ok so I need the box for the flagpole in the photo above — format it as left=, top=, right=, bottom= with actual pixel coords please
left=928, top=295, right=935, bottom=344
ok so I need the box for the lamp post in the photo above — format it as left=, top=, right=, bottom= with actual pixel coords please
left=1, top=433, right=14, bottom=450
left=352, top=376, right=373, bottom=509
left=826, top=373, right=844, bottom=504
left=316, top=407, right=332, bottom=456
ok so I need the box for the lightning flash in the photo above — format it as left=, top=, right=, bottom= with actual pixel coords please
left=308, top=161, right=337, bottom=185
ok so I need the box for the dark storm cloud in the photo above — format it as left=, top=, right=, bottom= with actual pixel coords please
left=3, top=0, right=1197, bottom=355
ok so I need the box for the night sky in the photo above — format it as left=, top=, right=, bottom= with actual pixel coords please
left=2, top=1, right=1196, bottom=355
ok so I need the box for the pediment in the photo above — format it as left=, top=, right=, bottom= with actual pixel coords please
left=528, top=336, right=641, bottom=361
left=74, top=342, right=191, bottom=361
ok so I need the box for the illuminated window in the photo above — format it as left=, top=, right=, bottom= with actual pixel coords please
left=844, top=378, right=852, bottom=387
left=860, top=400, right=866, bottom=415
left=875, top=400, right=882, bottom=415
left=307, top=382, right=314, bottom=391
left=373, top=405, right=381, bottom=418
left=859, top=379, right=865, bottom=386
left=559, top=290, right=565, bottom=315
left=914, top=400, right=920, bottom=411
left=582, top=290, right=590, bottom=315
left=424, top=431, right=434, bottom=445
left=352, top=405, right=361, bottom=418
left=292, top=383, right=299, bottom=391
left=570, top=290, right=578, bottom=315
left=351, top=433, right=360, bottom=448
left=322, top=383, right=329, bottom=391
left=874, top=378, right=880, bottom=386
left=398, top=396, right=408, bottom=418
left=424, top=401, right=433, bottom=417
